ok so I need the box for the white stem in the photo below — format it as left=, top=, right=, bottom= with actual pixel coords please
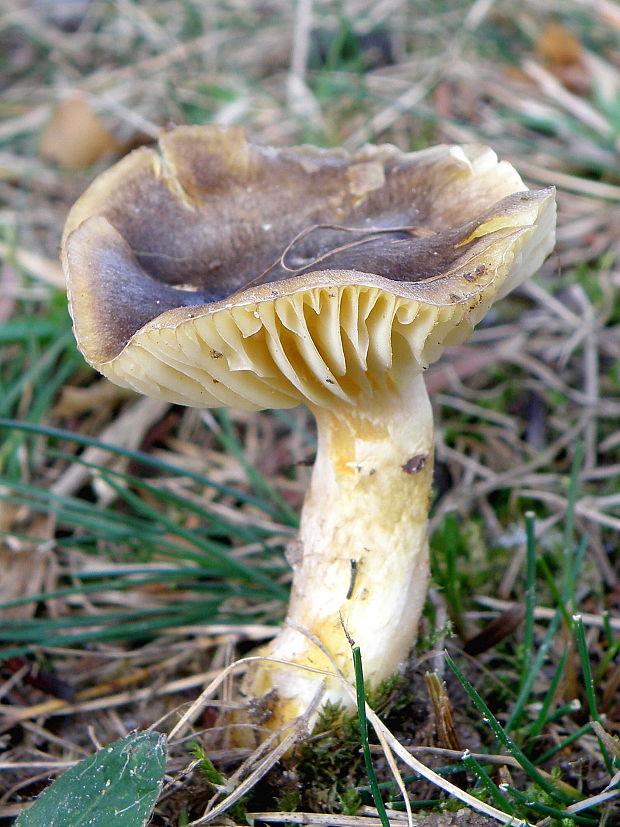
left=244, top=373, right=434, bottom=727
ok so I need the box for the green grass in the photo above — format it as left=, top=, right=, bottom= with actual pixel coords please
left=0, top=419, right=294, bottom=659
left=351, top=643, right=390, bottom=827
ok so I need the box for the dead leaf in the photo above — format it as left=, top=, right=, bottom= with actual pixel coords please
left=536, top=21, right=583, bottom=66
left=40, top=95, right=120, bottom=168
left=535, top=22, right=590, bottom=93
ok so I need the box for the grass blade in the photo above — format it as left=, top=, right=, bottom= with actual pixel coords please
left=562, top=441, right=584, bottom=608
left=503, top=608, right=562, bottom=736
left=445, top=651, right=573, bottom=804
left=524, top=647, right=569, bottom=740
left=351, top=644, right=390, bottom=827
left=534, top=722, right=593, bottom=766
left=0, top=419, right=296, bottom=522
left=460, top=750, right=516, bottom=815
left=573, top=614, right=613, bottom=774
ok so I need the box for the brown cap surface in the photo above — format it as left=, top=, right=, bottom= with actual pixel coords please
left=62, top=126, right=556, bottom=410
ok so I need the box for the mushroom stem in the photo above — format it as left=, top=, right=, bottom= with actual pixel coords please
left=243, top=372, right=434, bottom=728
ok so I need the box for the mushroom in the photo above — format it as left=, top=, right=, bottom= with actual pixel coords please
left=61, top=125, right=556, bottom=729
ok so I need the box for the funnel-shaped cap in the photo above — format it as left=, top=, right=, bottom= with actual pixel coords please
left=62, top=126, right=556, bottom=410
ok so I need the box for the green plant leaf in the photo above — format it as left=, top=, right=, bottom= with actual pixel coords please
left=14, top=731, right=166, bottom=827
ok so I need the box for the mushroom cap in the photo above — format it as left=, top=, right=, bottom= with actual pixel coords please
left=62, top=125, right=556, bottom=411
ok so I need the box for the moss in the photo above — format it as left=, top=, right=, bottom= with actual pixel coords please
left=339, top=786, right=363, bottom=815
left=189, top=741, right=249, bottom=824
left=276, top=789, right=301, bottom=813
left=293, top=701, right=364, bottom=811
left=265, top=671, right=424, bottom=814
